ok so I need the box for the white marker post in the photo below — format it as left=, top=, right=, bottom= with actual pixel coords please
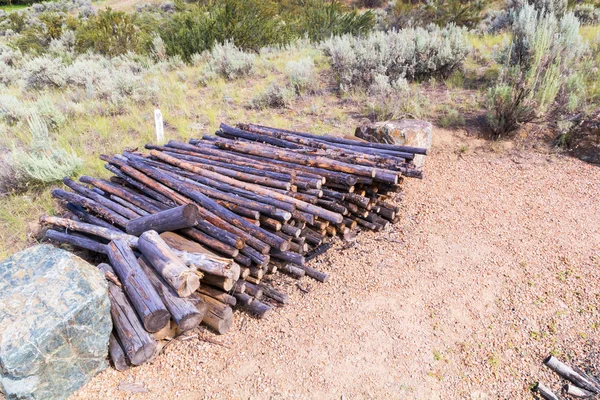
left=154, top=109, right=164, bottom=143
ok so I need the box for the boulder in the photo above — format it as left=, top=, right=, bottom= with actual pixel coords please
left=355, top=119, right=433, bottom=168
left=0, top=245, right=111, bottom=400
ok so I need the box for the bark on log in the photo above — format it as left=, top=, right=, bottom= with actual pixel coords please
left=137, top=231, right=200, bottom=297
left=566, top=384, right=595, bottom=398
left=107, top=239, right=171, bottom=332
left=138, top=257, right=204, bottom=332
left=97, top=263, right=157, bottom=365
left=544, top=356, right=600, bottom=394
left=46, top=229, right=108, bottom=254
left=197, top=286, right=237, bottom=307
left=126, top=204, right=200, bottom=236
left=108, top=333, right=130, bottom=371
left=534, top=383, right=562, bottom=400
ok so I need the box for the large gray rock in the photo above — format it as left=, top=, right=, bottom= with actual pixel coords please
left=355, top=119, right=433, bottom=168
left=0, top=245, right=111, bottom=400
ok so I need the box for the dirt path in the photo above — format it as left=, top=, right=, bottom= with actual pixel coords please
left=73, top=129, right=600, bottom=399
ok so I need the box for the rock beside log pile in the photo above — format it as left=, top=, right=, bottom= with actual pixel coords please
left=0, top=245, right=111, bottom=400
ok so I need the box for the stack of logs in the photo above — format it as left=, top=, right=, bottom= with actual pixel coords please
left=40, top=122, right=427, bottom=370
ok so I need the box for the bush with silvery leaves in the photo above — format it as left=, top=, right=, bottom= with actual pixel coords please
left=23, top=55, right=67, bottom=90
left=250, top=83, right=295, bottom=109
left=285, top=57, right=316, bottom=94
left=11, top=112, right=81, bottom=185
left=322, top=24, right=470, bottom=92
left=200, top=41, right=256, bottom=81
left=486, top=4, right=587, bottom=136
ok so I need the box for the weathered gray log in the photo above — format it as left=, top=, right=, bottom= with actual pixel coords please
left=566, top=384, right=594, bottom=398
left=138, top=257, right=204, bottom=332
left=63, top=178, right=140, bottom=220
left=243, top=281, right=263, bottom=299
left=270, top=249, right=305, bottom=265
left=295, top=264, right=328, bottom=282
left=108, top=333, right=130, bottom=372
left=201, top=274, right=235, bottom=291
left=197, top=295, right=233, bottom=334
left=107, top=239, right=170, bottom=332
left=126, top=204, right=200, bottom=236
left=97, top=263, right=157, bottom=365
left=277, top=263, right=306, bottom=279
left=66, top=203, right=123, bottom=232
left=233, top=292, right=253, bottom=306
left=544, top=356, right=600, bottom=394
left=197, top=285, right=237, bottom=307
left=258, top=284, right=290, bottom=304
left=41, top=215, right=138, bottom=248
left=45, top=229, right=108, bottom=254
left=242, top=299, right=273, bottom=319
left=52, top=189, right=129, bottom=227
left=150, top=151, right=343, bottom=224
left=534, top=383, right=562, bottom=400
left=137, top=231, right=200, bottom=297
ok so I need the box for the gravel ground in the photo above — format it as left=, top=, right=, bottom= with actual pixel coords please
left=72, top=129, right=600, bottom=399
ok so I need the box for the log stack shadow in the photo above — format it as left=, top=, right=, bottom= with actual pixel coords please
left=40, top=122, right=428, bottom=370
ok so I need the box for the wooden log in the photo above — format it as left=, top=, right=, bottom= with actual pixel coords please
left=180, top=228, right=240, bottom=258
left=46, top=229, right=108, bottom=254
left=197, top=286, right=237, bottom=307
left=239, top=267, right=250, bottom=279
left=248, top=267, right=264, bottom=280
left=281, top=224, right=301, bottom=238
left=197, top=295, right=233, bottom=334
left=63, top=178, right=140, bottom=220
left=534, top=383, right=562, bottom=400
left=378, top=206, right=396, bottom=221
left=107, top=239, right=171, bottom=332
left=234, top=281, right=246, bottom=294
left=295, top=264, right=328, bottom=282
left=277, top=263, right=306, bottom=279
left=97, top=263, right=157, bottom=365
left=242, top=299, right=273, bottom=319
left=258, top=284, right=290, bottom=304
left=108, top=333, right=130, bottom=371
left=110, top=195, right=149, bottom=216
left=270, top=249, right=305, bottom=265
left=240, top=245, right=270, bottom=267
left=103, top=161, right=177, bottom=207
left=566, top=384, right=595, bottom=398
left=150, top=151, right=343, bottom=224
left=127, top=161, right=285, bottom=252
left=194, top=220, right=245, bottom=250
left=201, top=274, right=235, bottom=291
left=544, top=356, right=600, bottom=394
left=316, top=199, right=347, bottom=215
left=233, top=292, right=253, bottom=306
left=66, top=203, right=123, bottom=232
left=52, top=189, right=129, bottom=228
left=305, top=243, right=332, bottom=262
left=80, top=176, right=164, bottom=214
left=137, top=231, right=200, bottom=297
left=245, top=276, right=260, bottom=285
left=126, top=204, right=200, bottom=236
left=171, top=248, right=239, bottom=280
left=243, top=281, right=263, bottom=299
left=41, top=215, right=138, bottom=248
left=138, top=257, right=204, bottom=332
left=259, top=216, right=282, bottom=231
left=241, top=123, right=429, bottom=155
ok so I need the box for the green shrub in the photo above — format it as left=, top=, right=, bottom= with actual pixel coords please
left=486, top=4, right=587, bottom=136
left=322, top=24, right=471, bottom=91
left=160, top=0, right=292, bottom=63
left=11, top=113, right=81, bottom=185
left=361, top=76, right=424, bottom=121
left=292, top=0, right=375, bottom=42
left=387, top=0, right=488, bottom=29
left=75, top=8, right=141, bottom=57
